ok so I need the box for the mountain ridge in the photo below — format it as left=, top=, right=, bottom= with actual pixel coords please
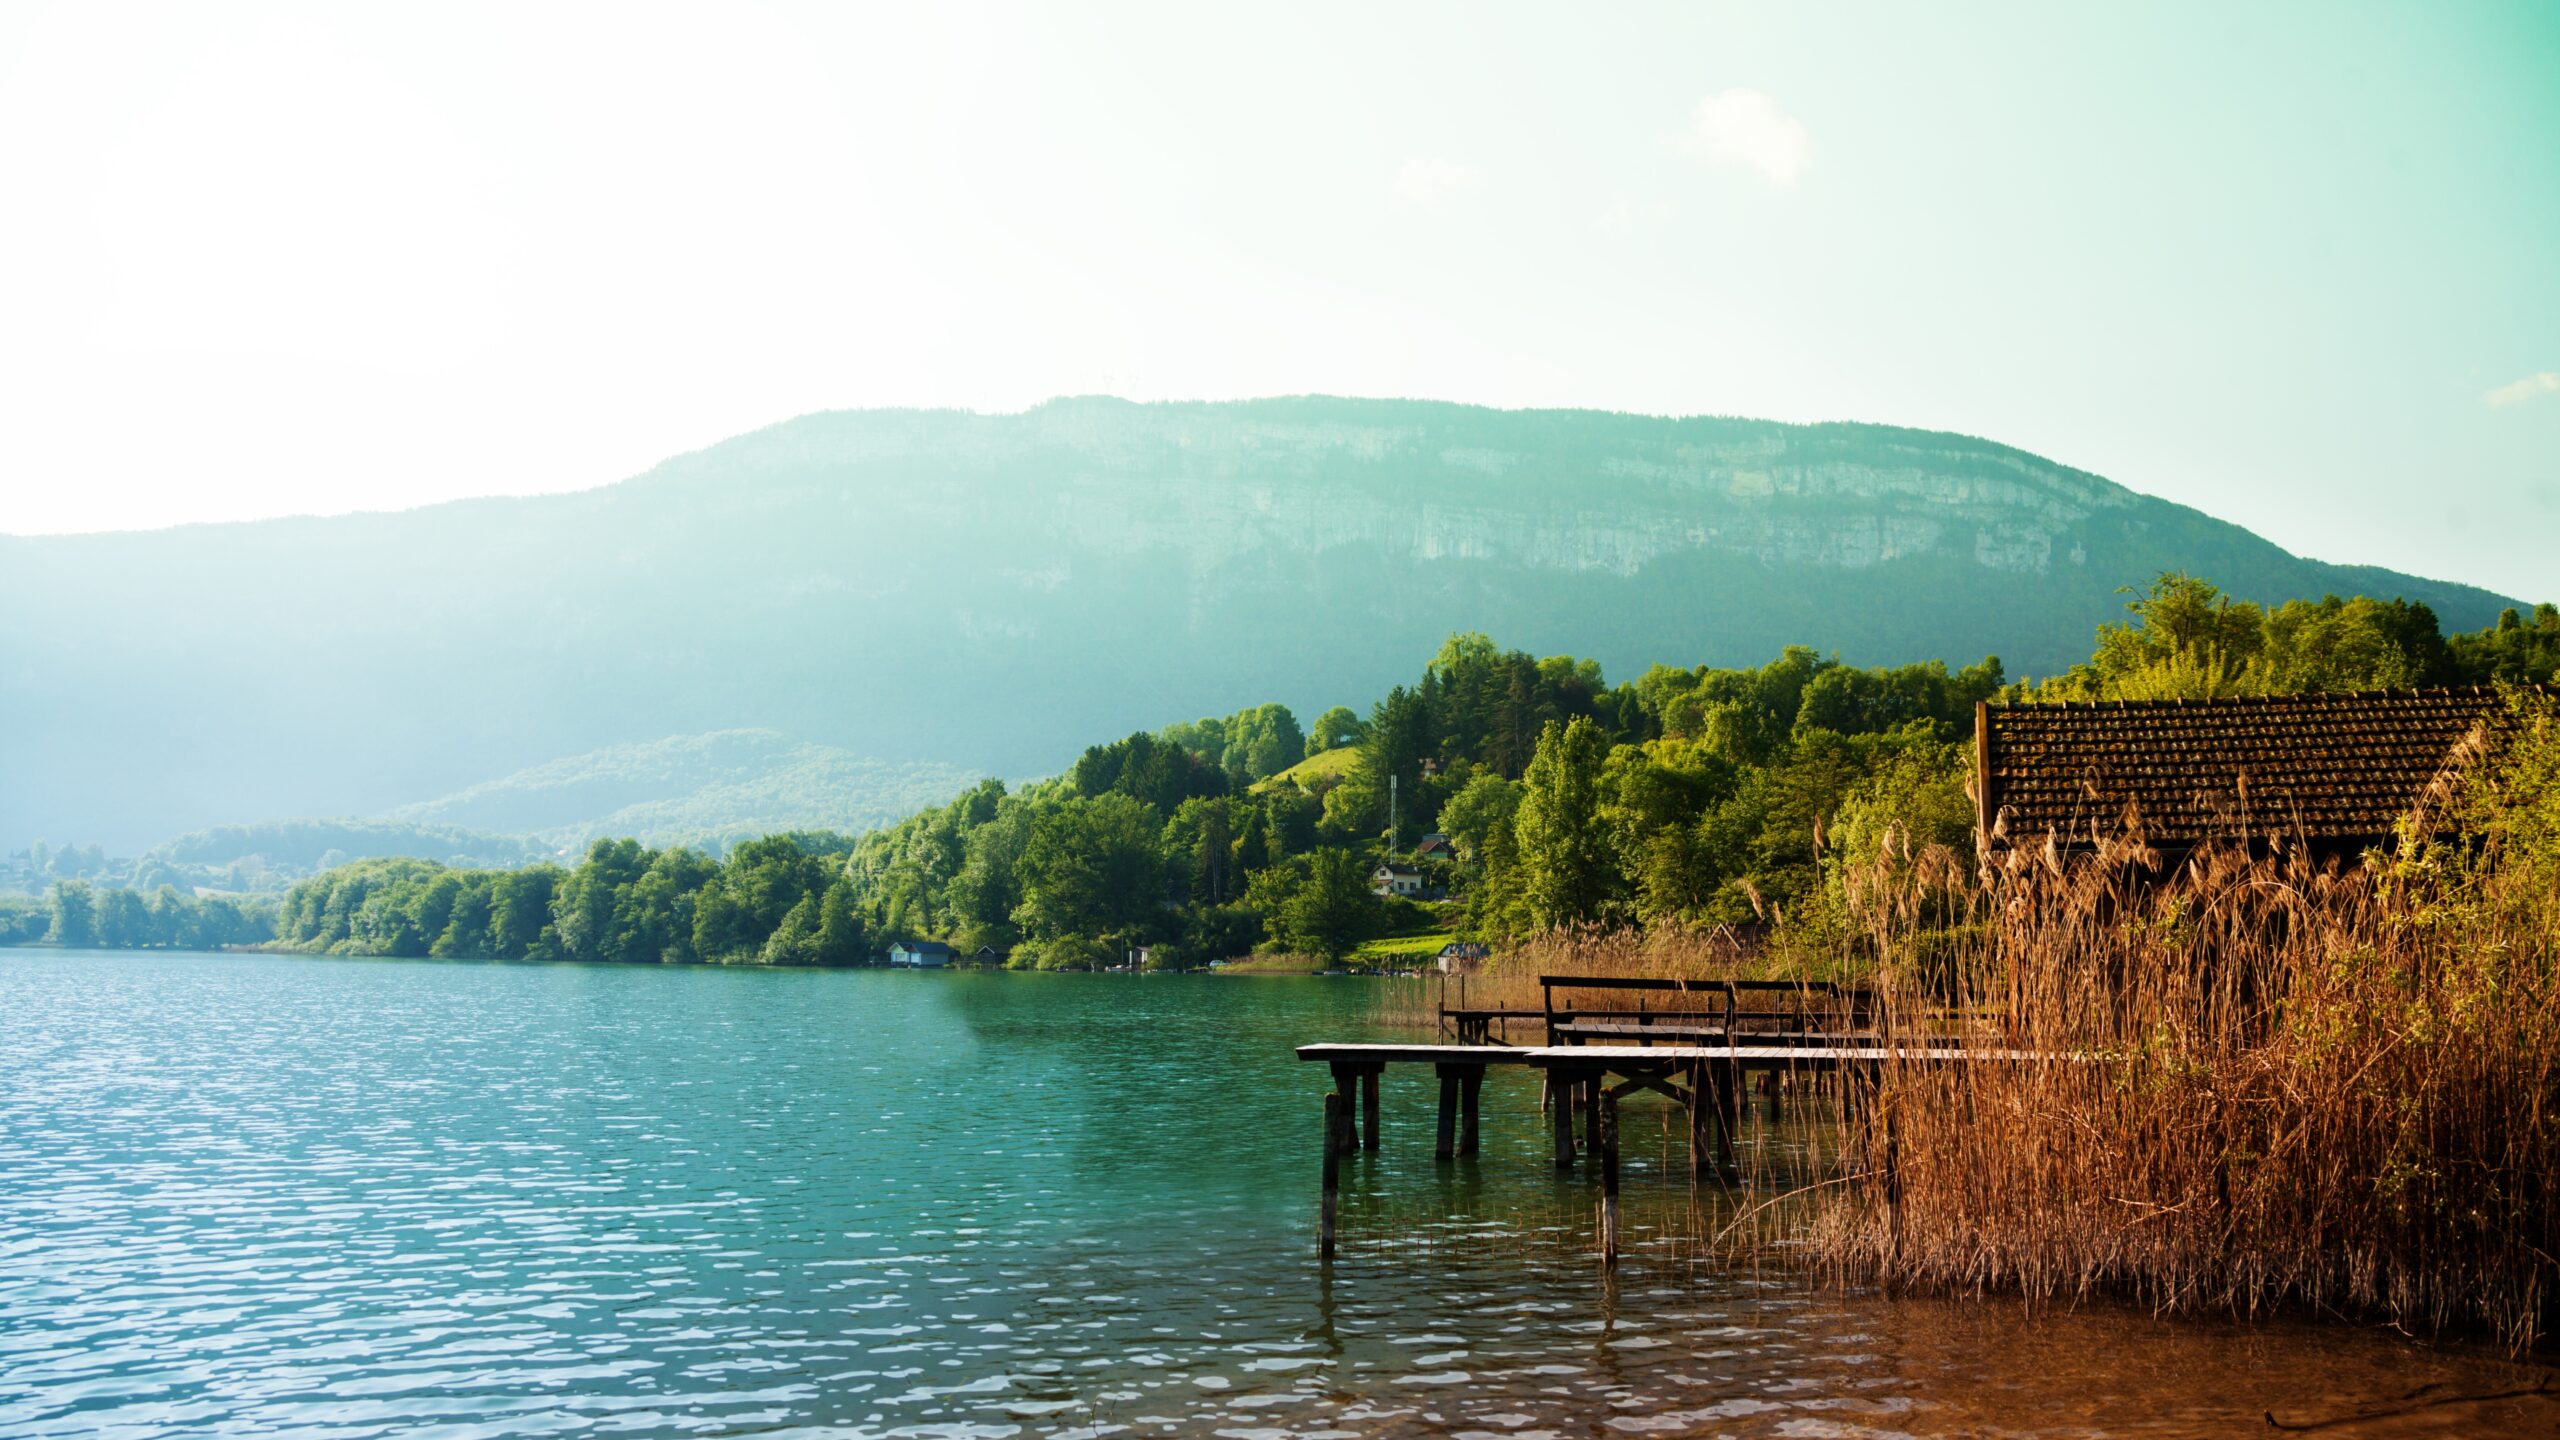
left=1, top=396, right=2523, bottom=852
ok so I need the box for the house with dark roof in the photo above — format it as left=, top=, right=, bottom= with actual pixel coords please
left=1974, top=686, right=2549, bottom=863
left=887, top=940, right=956, bottom=968
left=1372, top=862, right=1426, bottom=898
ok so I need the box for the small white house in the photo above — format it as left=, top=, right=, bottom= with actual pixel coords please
left=888, top=941, right=955, bottom=968
left=1372, top=862, right=1425, bottom=899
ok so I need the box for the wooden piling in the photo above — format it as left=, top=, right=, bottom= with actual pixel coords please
left=1361, top=1065, right=1381, bottom=1152
left=1329, top=1063, right=1359, bottom=1153
left=1598, top=1093, right=1620, bottom=1266
left=1457, top=1066, right=1482, bottom=1157
left=1321, top=1091, right=1343, bottom=1258
left=1551, top=1071, right=1579, bottom=1169
left=1433, top=1065, right=1460, bottom=1162
left=1685, top=1058, right=1710, bottom=1181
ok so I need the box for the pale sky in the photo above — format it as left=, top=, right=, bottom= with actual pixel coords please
left=1, top=1, right=2553, bottom=599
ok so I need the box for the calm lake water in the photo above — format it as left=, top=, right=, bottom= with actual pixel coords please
left=4, top=949, right=2556, bottom=1439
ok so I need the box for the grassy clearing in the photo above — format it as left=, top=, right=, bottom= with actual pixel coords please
left=1346, top=931, right=1447, bottom=967
left=1252, top=746, right=1356, bottom=794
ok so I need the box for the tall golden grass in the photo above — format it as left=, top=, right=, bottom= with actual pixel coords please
left=1818, top=694, right=2560, bottom=1348
left=1381, top=694, right=2560, bottom=1346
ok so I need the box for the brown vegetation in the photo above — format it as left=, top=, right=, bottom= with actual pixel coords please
left=1819, top=692, right=2560, bottom=1347
left=1403, top=692, right=2560, bottom=1348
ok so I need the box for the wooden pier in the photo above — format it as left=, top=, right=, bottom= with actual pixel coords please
left=1302, top=974, right=2029, bottom=1263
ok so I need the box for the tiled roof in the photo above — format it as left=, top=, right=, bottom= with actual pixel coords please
left=1977, top=686, right=2551, bottom=852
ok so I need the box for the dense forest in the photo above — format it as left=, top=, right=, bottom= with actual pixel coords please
left=15, top=578, right=2558, bottom=966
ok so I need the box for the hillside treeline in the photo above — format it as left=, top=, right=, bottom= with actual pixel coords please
left=20, top=576, right=2559, bottom=965
left=0, top=881, right=273, bottom=950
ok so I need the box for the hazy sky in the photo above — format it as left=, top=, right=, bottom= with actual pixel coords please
left=2, top=1, right=2553, bottom=598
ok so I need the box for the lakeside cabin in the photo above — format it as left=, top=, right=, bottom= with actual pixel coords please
left=1974, top=685, right=2553, bottom=864
left=1371, top=862, right=1426, bottom=898
left=887, top=940, right=956, bottom=969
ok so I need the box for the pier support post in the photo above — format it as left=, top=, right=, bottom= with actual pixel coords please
left=1598, top=1094, right=1620, bottom=1266
left=1583, top=1068, right=1602, bottom=1160
left=1361, top=1066, right=1381, bottom=1152
left=1329, top=1063, right=1358, bottom=1153
left=1457, top=1066, right=1483, bottom=1158
left=1551, top=1070, right=1579, bottom=1169
left=1321, top=1092, right=1343, bottom=1258
left=1685, top=1059, right=1711, bottom=1182
left=1433, top=1064, right=1460, bottom=1162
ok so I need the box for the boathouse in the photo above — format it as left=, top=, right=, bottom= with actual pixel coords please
left=1974, top=685, right=2550, bottom=863
left=887, top=940, right=955, bottom=968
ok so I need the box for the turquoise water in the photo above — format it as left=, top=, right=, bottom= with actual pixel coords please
left=4, top=950, right=2555, bottom=1438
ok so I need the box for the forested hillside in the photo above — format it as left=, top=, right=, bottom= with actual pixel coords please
left=150, top=576, right=2543, bottom=971
left=2, top=398, right=2526, bottom=854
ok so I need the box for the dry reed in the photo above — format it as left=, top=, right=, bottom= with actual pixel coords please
left=1817, top=694, right=2560, bottom=1348
left=1377, top=694, right=2560, bottom=1347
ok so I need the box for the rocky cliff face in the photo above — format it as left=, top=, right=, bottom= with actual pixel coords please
left=647, top=399, right=2138, bottom=584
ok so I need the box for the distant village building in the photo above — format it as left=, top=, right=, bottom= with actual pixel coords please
left=1434, top=941, right=1489, bottom=973
left=1975, top=686, right=2553, bottom=866
left=888, top=940, right=955, bottom=968
left=1414, top=832, right=1455, bottom=859
left=1372, top=862, right=1426, bottom=898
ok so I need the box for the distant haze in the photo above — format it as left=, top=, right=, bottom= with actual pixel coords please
left=0, top=3, right=2553, bottom=599
left=0, top=398, right=2523, bottom=853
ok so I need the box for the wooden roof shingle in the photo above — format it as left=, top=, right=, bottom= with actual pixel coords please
left=1975, top=686, right=2551, bottom=854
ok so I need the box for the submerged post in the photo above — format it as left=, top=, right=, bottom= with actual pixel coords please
left=1433, top=1064, right=1460, bottom=1162
left=1457, top=1065, right=1483, bottom=1157
left=1598, top=1093, right=1620, bottom=1266
left=1321, top=1091, right=1343, bottom=1258
left=1329, top=1063, right=1358, bottom=1153
left=1685, top=1058, right=1711, bottom=1182
left=1551, top=1071, right=1578, bottom=1170
left=1361, top=1066, right=1381, bottom=1152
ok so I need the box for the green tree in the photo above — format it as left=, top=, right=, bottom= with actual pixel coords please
left=760, top=892, right=824, bottom=965
left=1013, top=793, right=1167, bottom=948
left=816, top=876, right=872, bottom=965
left=95, top=887, right=151, bottom=948
left=1437, top=773, right=1523, bottom=864
left=1307, top=705, right=1366, bottom=755
left=487, top=866, right=562, bottom=958
left=47, top=880, right=96, bottom=948
left=1273, top=849, right=1381, bottom=962
left=1514, top=717, right=1616, bottom=929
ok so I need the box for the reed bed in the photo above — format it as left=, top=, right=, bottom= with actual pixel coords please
left=1374, top=695, right=2560, bottom=1347
left=1818, top=695, right=2560, bottom=1348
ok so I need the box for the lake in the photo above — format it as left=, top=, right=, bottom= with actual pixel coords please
left=3, top=949, right=2554, bottom=1438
